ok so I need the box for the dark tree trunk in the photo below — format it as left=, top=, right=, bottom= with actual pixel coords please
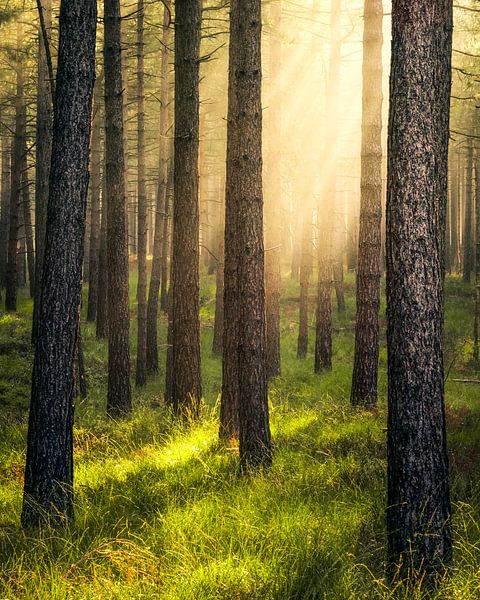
left=473, top=156, right=480, bottom=363
left=86, top=77, right=103, bottom=323
left=21, top=0, right=96, bottom=529
left=315, top=0, right=341, bottom=374
left=105, top=0, right=132, bottom=416
left=96, top=186, right=109, bottom=339
left=135, top=0, right=147, bottom=387
left=297, top=208, right=312, bottom=358
left=350, top=0, right=383, bottom=408
left=225, top=0, right=272, bottom=469
left=160, top=161, right=173, bottom=313
left=0, top=139, right=10, bottom=293
left=265, top=0, right=282, bottom=380
left=146, top=0, right=171, bottom=375
left=5, top=28, right=25, bottom=312
left=386, top=0, right=453, bottom=581
left=463, top=139, right=474, bottom=284
left=21, top=146, right=35, bottom=298
left=168, top=0, right=202, bottom=418
left=33, top=0, right=53, bottom=344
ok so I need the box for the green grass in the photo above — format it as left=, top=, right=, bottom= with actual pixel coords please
left=0, top=270, right=479, bottom=598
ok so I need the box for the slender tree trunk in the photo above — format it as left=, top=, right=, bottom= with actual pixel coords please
left=297, top=207, right=312, bottom=358
left=135, top=0, right=147, bottom=386
left=212, top=179, right=225, bottom=356
left=21, top=0, right=96, bottom=529
left=96, top=181, right=109, bottom=339
left=225, top=0, right=272, bottom=469
left=160, top=163, right=173, bottom=312
left=5, top=26, right=25, bottom=312
left=21, top=146, right=35, bottom=298
left=33, top=0, right=53, bottom=343
left=350, top=0, right=383, bottom=408
left=265, top=0, right=282, bottom=380
left=146, top=0, right=171, bottom=375
left=450, top=153, right=458, bottom=272
left=315, top=0, right=341, bottom=373
left=105, top=0, right=132, bottom=416
left=463, top=139, right=474, bottom=284
left=386, top=0, right=453, bottom=581
left=474, top=153, right=480, bottom=363
left=87, top=77, right=103, bottom=322
left=168, top=0, right=202, bottom=418
left=0, top=139, right=10, bottom=293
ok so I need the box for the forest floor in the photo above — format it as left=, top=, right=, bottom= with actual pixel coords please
left=0, top=272, right=479, bottom=599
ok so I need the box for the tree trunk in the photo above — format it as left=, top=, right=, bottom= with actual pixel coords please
left=105, top=0, right=132, bottom=416
left=297, top=207, right=313, bottom=358
left=450, top=152, right=459, bottom=272
left=265, top=0, right=282, bottom=380
left=21, top=0, right=96, bottom=529
left=96, top=180, right=109, bottom=339
left=315, top=0, right=341, bottom=373
left=474, top=154, right=480, bottom=363
left=168, top=0, right=202, bottom=418
left=225, top=0, right=272, bottom=469
left=86, top=77, right=103, bottom=322
left=160, top=163, right=173, bottom=312
left=21, top=145, right=35, bottom=298
left=5, top=26, right=25, bottom=312
left=0, top=139, right=10, bottom=293
left=146, top=0, right=171, bottom=375
left=212, top=179, right=225, bottom=356
left=386, top=0, right=453, bottom=581
left=463, top=139, right=474, bottom=284
left=350, top=0, right=383, bottom=408
left=32, top=0, right=53, bottom=344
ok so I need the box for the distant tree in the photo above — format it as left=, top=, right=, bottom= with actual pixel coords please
left=21, top=142, right=35, bottom=298
left=222, top=0, right=272, bottom=468
left=146, top=0, right=171, bottom=375
left=5, top=24, right=24, bottom=312
left=297, top=205, right=313, bottom=358
left=22, top=0, right=97, bottom=528
left=0, top=139, right=10, bottom=295
left=350, top=0, right=383, bottom=408
left=104, top=0, right=132, bottom=416
left=386, top=0, right=453, bottom=581
left=463, top=139, right=474, bottom=284
left=265, top=0, right=282, bottom=380
left=168, top=0, right=202, bottom=417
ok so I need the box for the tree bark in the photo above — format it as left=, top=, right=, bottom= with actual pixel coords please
left=21, top=0, right=96, bottom=528
left=0, top=139, right=10, bottom=293
left=146, top=0, right=171, bottom=375
left=474, top=153, right=480, bottom=362
left=386, top=0, right=453, bottom=581
left=105, top=0, right=132, bottom=416
left=168, top=0, right=202, bottom=418
left=32, top=0, right=53, bottom=343
left=350, top=0, right=383, bottom=408
left=96, top=176, right=109, bottom=339
left=21, top=145, right=35, bottom=299
left=224, top=0, right=272, bottom=469
left=135, top=0, right=147, bottom=386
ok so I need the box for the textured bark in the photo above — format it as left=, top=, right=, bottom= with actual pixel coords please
left=265, top=0, right=282, bottom=380
left=32, top=0, right=53, bottom=343
left=0, top=139, right=10, bottom=291
left=21, top=0, right=96, bottom=528
left=350, top=0, right=383, bottom=408
left=463, top=140, right=474, bottom=284
left=220, top=2, right=240, bottom=442
left=225, top=0, right=272, bottom=468
left=168, top=0, right=202, bottom=418
left=5, top=28, right=24, bottom=312
left=135, top=0, right=147, bottom=387
left=86, top=78, right=103, bottom=323
left=21, top=146, right=35, bottom=298
left=146, top=0, right=171, bottom=375
left=315, top=0, right=341, bottom=374
left=386, top=0, right=453, bottom=581
left=297, top=208, right=313, bottom=358
left=105, top=0, right=132, bottom=416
